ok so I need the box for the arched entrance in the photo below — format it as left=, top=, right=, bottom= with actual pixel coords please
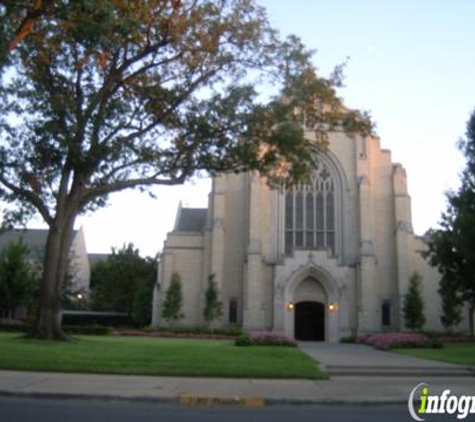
left=278, top=263, right=341, bottom=342
left=294, top=301, right=325, bottom=341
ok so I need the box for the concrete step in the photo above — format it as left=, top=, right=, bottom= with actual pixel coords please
left=326, top=365, right=475, bottom=377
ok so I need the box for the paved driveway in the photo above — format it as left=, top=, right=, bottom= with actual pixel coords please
left=298, top=342, right=474, bottom=376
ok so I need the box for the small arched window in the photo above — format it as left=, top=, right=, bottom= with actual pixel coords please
left=284, top=163, right=336, bottom=255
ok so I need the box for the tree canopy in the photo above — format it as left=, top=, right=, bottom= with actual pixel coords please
left=90, top=243, right=156, bottom=325
left=0, top=239, right=38, bottom=318
left=0, top=0, right=372, bottom=339
left=425, top=109, right=475, bottom=313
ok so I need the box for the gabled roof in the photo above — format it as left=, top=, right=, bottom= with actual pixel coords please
left=174, top=208, right=207, bottom=232
left=0, top=228, right=77, bottom=260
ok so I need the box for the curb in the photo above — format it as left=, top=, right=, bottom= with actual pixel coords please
left=180, top=394, right=265, bottom=407
left=0, top=390, right=409, bottom=406
left=0, top=390, right=176, bottom=404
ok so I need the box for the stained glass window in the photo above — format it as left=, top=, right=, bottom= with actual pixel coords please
left=284, top=163, right=336, bottom=255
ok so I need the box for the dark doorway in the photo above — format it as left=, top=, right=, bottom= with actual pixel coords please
left=295, top=301, right=325, bottom=341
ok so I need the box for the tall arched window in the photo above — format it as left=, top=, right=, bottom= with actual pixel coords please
left=284, top=163, right=336, bottom=255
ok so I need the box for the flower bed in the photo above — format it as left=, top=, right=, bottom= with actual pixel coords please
left=235, top=331, right=297, bottom=347
left=358, top=332, right=440, bottom=350
left=117, top=329, right=236, bottom=340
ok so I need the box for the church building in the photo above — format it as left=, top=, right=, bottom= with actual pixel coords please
left=152, top=129, right=471, bottom=341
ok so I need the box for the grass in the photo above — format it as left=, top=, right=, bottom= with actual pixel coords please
left=0, top=332, right=325, bottom=379
left=394, top=343, right=475, bottom=367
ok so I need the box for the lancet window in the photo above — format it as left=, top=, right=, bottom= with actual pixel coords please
left=284, top=163, right=336, bottom=255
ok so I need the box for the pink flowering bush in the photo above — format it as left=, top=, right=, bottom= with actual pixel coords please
left=358, top=332, right=440, bottom=350
left=235, top=331, right=297, bottom=347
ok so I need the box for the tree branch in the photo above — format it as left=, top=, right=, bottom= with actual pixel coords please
left=78, top=171, right=191, bottom=207
left=0, top=174, right=53, bottom=225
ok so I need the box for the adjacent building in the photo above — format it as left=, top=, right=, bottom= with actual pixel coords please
left=0, top=227, right=90, bottom=295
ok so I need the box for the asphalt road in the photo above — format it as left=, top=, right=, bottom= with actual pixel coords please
left=0, top=396, right=457, bottom=422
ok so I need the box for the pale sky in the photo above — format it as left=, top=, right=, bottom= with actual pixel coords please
left=30, top=0, right=475, bottom=257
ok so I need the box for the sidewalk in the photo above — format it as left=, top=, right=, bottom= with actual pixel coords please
left=299, top=342, right=475, bottom=377
left=0, top=370, right=474, bottom=405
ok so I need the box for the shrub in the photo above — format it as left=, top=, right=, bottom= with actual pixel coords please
left=403, top=272, right=426, bottom=331
left=63, top=325, right=113, bottom=335
left=0, top=319, right=29, bottom=333
left=358, top=332, right=441, bottom=350
left=203, top=274, right=223, bottom=325
left=340, top=336, right=357, bottom=344
left=118, top=329, right=236, bottom=340
left=144, top=326, right=243, bottom=337
left=62, top=311, right=133, bottom=327
left=161, top=273, right=184, bottom=324
left=235, top=334, right=252, bottom=346
left=0, top=321, right=114, bottom=335
left=235, top=331, right=297, bottom=347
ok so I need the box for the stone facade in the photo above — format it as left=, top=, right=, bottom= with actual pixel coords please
left=152, top=130, right=471, bottom=341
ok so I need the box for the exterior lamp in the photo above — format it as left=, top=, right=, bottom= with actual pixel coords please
left=287, top=302, right=295, bottom=311
left=76, top=293, right=84, bottom=300
left=328, top=303, right=338, bottom=312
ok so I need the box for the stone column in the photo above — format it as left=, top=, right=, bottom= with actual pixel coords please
left=209, top=176, right=226, bottom=293
left=392, top=164, right=413, bottom=329
left=151, top=258, right=163, bottom=326
left=356, top=139, right=380, bottom=334
left=243, top=173, right=266, bottom=330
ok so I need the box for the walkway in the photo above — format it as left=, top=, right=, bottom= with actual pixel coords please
left=0, top=370, right=474, bottom=405
left=299, top=342, right=475, bottom=376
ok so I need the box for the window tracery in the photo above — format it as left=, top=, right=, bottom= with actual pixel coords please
left=284, top=162, right=336, bottom=255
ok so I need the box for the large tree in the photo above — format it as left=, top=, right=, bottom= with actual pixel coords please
left=0, top=0, right=372, bottom=339
left=425, top=109, right=475, bottom=334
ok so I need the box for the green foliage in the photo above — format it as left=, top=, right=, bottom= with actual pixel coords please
left=0, top=321, right=112, bottom=335
left=235, top=334, right=252, bottom=347
left=90, top=244, right=156, bottom=325
left=0, top=240, right=38, bottom=318
left=425, top=109, right=475, bottom=321
left=131, top=275, right=156, bottom=326
left=203, top=274, right=223, bottom=324
left=0, top=0, right=374, bottom=224
left=161, top=273, right=184, bottom=324
left=403, top=272, right=426, bottom=331
left=438, top=276, right=463, bottom=331
left=62, top=325, right=113, bottom=336
left=145, top=326, right=242, bottom=337
left=0, top=0, right=373, bottom=338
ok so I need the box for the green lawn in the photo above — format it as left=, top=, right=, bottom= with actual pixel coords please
left=394, top=343, right=475, bottom=367
left=0, top=333, right=325, bottom=379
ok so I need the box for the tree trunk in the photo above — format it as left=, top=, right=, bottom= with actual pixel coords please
left=30, top=209, right=77, bottom=340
